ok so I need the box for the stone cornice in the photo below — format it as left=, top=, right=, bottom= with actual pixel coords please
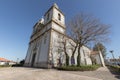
left=44, top=18, right=66, bottom=29
left=30, top=19, right=66, bottom=44
left=44, top=5, right=65, bottom=17
left=29, top=28, right=51, bottom=44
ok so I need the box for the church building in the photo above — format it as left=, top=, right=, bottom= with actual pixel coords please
left=24, top=3, right=92, bottom=68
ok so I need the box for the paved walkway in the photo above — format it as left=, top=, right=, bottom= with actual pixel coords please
left=70, top=67, right=120, bottom=80
left=0, top=67, right=101, bottom=80
left=0, top=67, right=119, bottom=80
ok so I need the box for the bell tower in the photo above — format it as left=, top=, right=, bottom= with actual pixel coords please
left=44, top=3, right=66, bottom=34
left=24, top=3, right=66, bottom=68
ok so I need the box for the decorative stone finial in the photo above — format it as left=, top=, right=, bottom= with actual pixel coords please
left=39, top=16, right=44, bottom=24
left=53, top=3, right=59, bottom=9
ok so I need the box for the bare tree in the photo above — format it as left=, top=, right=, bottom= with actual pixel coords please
left=57, top=35, right=70, bottom=66
left=57, top=34, right=80, bottom=66
left=69, top=39, right=78, bottom=65
left=67, top=13, right=110, bottom=66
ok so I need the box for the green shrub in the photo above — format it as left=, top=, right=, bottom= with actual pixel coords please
left=12, top=64, right=23, bottom=67
left=57, top=65, right=100, bottom=71
left=109, top=65, right=120, bottom=72
left=0, top=65, right=11, bottom=67
left=12, top=59, right=25, bottom=67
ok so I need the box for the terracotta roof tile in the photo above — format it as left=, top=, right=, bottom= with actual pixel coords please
left=0, top=57, right=10, bottom=62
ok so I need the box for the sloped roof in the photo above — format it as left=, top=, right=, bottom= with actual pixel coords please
left=0, top=57, right=10, bottom=62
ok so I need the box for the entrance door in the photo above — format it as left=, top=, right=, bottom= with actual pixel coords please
left=31, top=53, right=36, bottom=67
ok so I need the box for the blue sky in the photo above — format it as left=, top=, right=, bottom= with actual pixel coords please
left=0, top=0, right=120, bottom=61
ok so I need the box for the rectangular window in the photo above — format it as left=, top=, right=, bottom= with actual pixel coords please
left=47, top=13, right=49, bottom=21
left=58, top=13, right=61, bottom=21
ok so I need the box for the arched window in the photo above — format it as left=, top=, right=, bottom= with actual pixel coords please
left=58, top=13, right=61, bottom=21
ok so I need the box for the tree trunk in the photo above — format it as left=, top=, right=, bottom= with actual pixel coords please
left=71, top=44, right=78, bottom=65
left=62, top=40, right=69, bottom=66
left=65, top=54, right=69, bottom=66
left=77, top=44, right=81, bottom=66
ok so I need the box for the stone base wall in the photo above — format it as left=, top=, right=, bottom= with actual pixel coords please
left=24, top=63, right=31, bottom=67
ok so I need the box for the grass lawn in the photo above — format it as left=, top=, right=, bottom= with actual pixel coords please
left=0, top=65, right=11, bottom=68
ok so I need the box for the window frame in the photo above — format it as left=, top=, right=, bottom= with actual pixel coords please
left=58, top=13, right=61, bottom=21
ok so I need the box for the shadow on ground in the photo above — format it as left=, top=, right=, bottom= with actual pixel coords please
left=107, top=66, right=120, bottom=79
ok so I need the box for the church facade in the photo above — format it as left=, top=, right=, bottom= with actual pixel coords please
left=24, top=3, right=92, bottom=68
